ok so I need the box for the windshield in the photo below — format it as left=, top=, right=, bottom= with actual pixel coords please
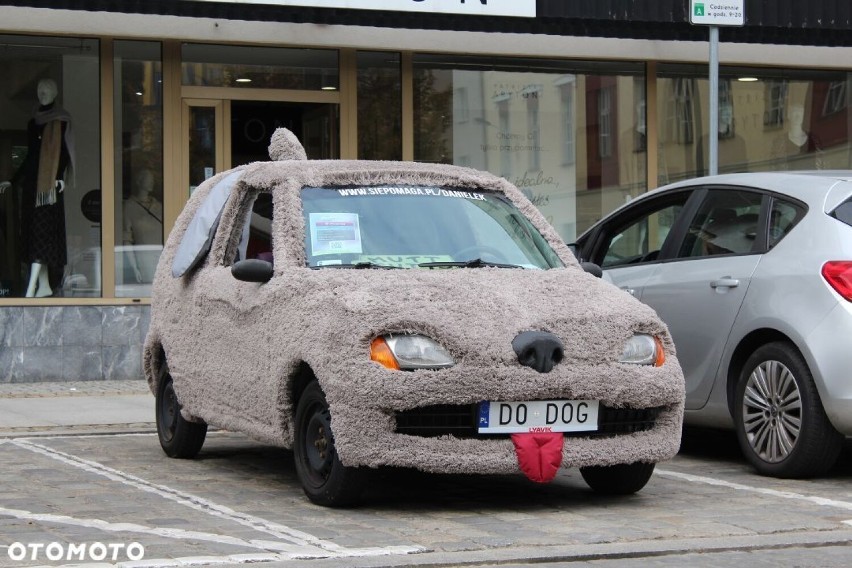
left=301, top=186, right=563, bottom=269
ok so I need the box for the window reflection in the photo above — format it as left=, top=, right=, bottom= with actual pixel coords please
left=412, top=55, right=646, bottom=241
left=658, top=66, right=852, bottom=184
left=114, top=40, right=163, bottom=298
left=182, top=44, right=338, bottom=91
left=357, top=52, right=401, bottom=160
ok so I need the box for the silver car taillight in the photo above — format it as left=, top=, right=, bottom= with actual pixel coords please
left=821, top=261, right=852, bottom=301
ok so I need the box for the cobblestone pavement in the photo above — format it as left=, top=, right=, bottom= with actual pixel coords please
left=0, top=422, right=850, bottom=567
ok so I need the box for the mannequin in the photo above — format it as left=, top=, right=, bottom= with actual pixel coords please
left=0, top=78, right=74, bottom=297
left=771, top=102, right=822, bottom=170
left=123, top=168, right=163, bottom=283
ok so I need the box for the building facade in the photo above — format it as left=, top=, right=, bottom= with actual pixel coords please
left=1, top=0, right=851, bottom=381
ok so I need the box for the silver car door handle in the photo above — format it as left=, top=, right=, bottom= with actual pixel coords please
left=710, top=277, right=740, bottom=289
left=620, top=286, right=636, bottom=296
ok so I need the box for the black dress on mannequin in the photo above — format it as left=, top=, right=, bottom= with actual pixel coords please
left=15, top=103, right=71, bottom=287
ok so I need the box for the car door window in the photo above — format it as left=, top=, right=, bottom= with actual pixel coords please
left=223, top=190, right=274, bottom=266
left=600, top=196, right=688, bottom=268
left=769, top=197, right=805, bottom=248
left=677, top=189, right=763, bottom=258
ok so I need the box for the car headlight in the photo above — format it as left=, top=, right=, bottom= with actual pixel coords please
left=370, top=334, right=455, bottom=370
left=619, top=334, right=665, bottom=367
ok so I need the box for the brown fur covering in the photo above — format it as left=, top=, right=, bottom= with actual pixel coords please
left=144, top=131, right=684, bottom=474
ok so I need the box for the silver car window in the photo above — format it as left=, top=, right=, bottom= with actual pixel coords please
left=172, top=170, right=244, bottom=277
left=678, top=189, right=762, bottom=258
left=601, top=196, right=688, bottom=268
left=769, top=198, right=805, bottom=248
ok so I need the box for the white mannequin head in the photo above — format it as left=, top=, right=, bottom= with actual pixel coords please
left=788, top=103, right=805, bottom=130
left=133, top=169, right=154, bottom=198
left=37, top=78, right=59, bottom=106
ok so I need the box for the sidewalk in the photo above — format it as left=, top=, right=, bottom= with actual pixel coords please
left=0, top=380, right=154, bottom=436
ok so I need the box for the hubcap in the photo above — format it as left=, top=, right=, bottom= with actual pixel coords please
left=159, top=382, right=178, bottom=442
left=304, top=405, right=334, bottom=482
left=742, top=359, right=802, bottom=463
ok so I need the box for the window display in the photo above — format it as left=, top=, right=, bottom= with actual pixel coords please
left=0, top=35, right=100, bottom=298
left=114, top=40, right=164, bottom=298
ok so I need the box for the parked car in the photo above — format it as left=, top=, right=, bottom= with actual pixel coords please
left=574, top=171, right=852, bottom=478
left=144, top=128, right=685, bottom=506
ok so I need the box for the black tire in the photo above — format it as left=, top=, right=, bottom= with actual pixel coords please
left=293, top=381, right=367, bottom=507
left=580, top=462, right=656, bottom=495
left=156, top=364, right=207, bottom=459
left=734, top=342, right=842, bottom=478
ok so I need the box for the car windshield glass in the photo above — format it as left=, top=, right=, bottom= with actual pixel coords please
left=301, top=186, right=563, bottom=269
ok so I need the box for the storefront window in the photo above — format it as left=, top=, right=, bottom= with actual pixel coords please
left=657, top=65, right=852, bottom=185
left=0, top=34, right=100, bottom=299
left=413, top=55, right=646, bottom=241
left=357, top=52, right=401, bottom=160
left=114, top=41, right=163, bottom=298
left=182, top=44, right=338, bottom=91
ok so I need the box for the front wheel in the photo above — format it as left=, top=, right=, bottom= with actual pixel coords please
left=580, top=462, right=655, bottom=495
left=734, top=342, right=842, bottom=478
left=293, top=381, right=367, bottom=507
left=156, top=364, right=207, bottom=459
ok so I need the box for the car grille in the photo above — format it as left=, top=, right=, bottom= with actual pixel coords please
left=394, top=404, right=663, bottom=438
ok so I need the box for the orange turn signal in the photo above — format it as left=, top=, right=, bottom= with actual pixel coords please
left=654, top=336, right=666, bottom=367
left=370, top=337, right=400, bottom=370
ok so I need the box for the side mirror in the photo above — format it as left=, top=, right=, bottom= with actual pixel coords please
left=580, top=261, right=603, bottom=278
left=231, top=259, right=273, bottom=283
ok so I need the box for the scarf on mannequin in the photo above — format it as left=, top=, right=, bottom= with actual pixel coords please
left=33, top=105, right=74, bottom=207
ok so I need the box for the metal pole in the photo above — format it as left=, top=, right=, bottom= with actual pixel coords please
left=709, top=26, right=719, bottom=176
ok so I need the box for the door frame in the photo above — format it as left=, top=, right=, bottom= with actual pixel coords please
left=175, top=86, right=346, bottom=234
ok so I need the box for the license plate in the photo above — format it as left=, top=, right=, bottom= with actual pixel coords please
left=478, top=400, right=599, bottom=434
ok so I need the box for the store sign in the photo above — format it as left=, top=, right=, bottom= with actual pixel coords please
left=689, top=0, right=745, bottom=26
left=191, top=0, right=535, bottom=18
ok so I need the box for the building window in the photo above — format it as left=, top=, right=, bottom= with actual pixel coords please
left=823, top=80, right=847, bottom=117
left=412, top=54, right=645, bottom=241
left=598, top=87, right=613, bottom=158
left=558, top=78, right=576, bottom=165
left=666, top=78, right=694, bottom=144
left=764, top=80, right=788, bottom=127
left=0, top=34, right=101, bottom=299
left=719, top=79, right=735, bottom=139
left=182, top=44, right=338, bottom=91
left=455, top=87, right=470, bottom=123
left=497, top=98, right=511, bottom=179
left=114, top=41, right=164, bottom=298
left=524, top=86, right=542, bottom=171
left=357, top=51, right=401, bottom=160
left=658, top=65, right=852, bottom=183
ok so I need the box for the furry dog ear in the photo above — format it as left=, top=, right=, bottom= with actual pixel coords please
left=268, top=127, right=307, bottom=162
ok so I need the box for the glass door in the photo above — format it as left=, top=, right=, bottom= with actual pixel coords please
left=182, top=99, right=226, bottom=196
left=230, top=100, right=339, bottom=166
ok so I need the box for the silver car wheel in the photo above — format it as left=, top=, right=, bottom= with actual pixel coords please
left=741, top=359, right=802, bottom=463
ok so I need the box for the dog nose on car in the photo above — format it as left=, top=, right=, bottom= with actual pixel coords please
left=512, top=331, right=564, bottom=373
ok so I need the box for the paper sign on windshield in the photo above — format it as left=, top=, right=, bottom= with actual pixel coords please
left=310, top=213, right=362, bottom=256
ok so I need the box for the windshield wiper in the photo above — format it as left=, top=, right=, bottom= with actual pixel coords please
left=418, top=258, right=523, bottom=269
left=310, top=261, right=400, bottom=269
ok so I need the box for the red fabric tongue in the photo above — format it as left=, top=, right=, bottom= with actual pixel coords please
left=511, top=432, right=564, bottom=483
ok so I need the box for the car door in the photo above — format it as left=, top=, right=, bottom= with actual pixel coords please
left=578, top=190, right=694, bottom=300
left=189, top=187, right=281, bottom=425
left=639, top=187, right=767, bottom=409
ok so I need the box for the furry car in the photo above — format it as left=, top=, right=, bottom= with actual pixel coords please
left=144, top=128, right=685, bottom=506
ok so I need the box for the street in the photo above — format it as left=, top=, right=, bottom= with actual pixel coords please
left=1, top=424, right=851, bottom=567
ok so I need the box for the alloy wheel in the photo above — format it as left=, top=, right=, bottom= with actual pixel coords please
left=741, top=359, right=802, bottom=463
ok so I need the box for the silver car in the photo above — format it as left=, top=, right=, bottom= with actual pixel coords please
left=574, top=171, right=852, bottom=478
